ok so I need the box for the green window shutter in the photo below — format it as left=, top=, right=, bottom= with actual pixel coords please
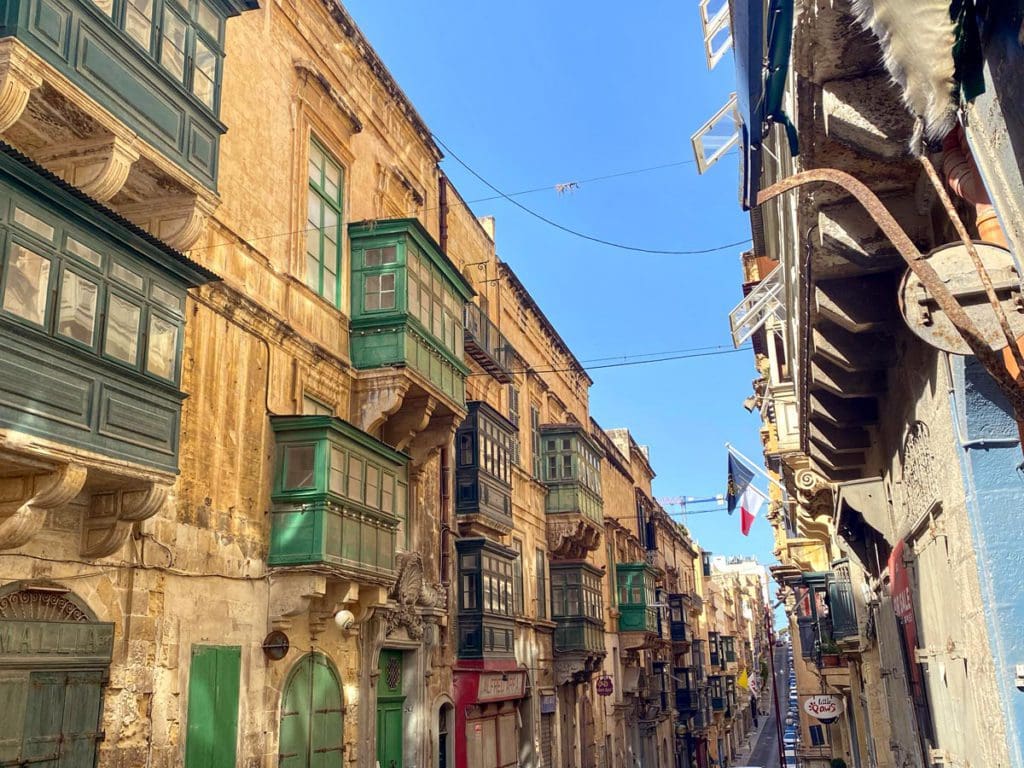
left=185, top=645, right=241, bottom=768
left=61, top=671, right=106, bottom=767
left=280, top=656, right=312, bottom=768
left=0, top=671, right=29, bottom=762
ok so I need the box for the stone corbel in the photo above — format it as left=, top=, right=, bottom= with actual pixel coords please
left=0, top=463, right=87, bottom=550
left=37, top=133, right=140, bottom=202
left=81, top=483, right=169, bottom=558
left=268, top=571, right=328, bottom=631
left=405, top=411, right=457, bottom=467
left=117, top=192, right=218, bottom=251
left=0, top=39, right=43, bottom=133
left=383, top=395, right=437, bottom=452
left=354, top=371, right=410, bottom=434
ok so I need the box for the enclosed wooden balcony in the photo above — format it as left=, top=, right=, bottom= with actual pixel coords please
left=455, top=537, right=518, bottom=660
left=0, top=0, right=256, bottom=247
left=540, top=424, right=604, bottom=560
left=267, top=416, right=409, bottom=586
left=454, top=401, right=515, bottom=536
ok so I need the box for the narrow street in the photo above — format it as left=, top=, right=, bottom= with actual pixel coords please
left=743, top=646, right=789, bottom=768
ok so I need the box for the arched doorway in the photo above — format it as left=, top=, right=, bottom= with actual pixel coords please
left=279, top=652, right=345, bottom=767
left=0, top=581, right=113, bottom=768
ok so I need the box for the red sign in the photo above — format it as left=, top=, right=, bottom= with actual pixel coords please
left=596, top=675, right=614, bottom=696
left=889, top=540, right=926, bottom=706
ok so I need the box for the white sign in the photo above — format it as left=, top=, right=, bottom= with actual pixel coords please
left=803, top=695, right=844, bottom=721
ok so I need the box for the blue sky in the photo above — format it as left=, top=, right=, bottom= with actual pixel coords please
left=344, top=1, right=775, bottom=566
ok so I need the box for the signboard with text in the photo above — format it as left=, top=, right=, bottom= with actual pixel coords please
left=803, top=694, right=843, bottom=723
left=477, top=671, right=526, bottom=702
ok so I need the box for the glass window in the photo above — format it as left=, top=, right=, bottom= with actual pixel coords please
left=381, top=472, right=394, bottom=514
left=13, top=208, right=54, bottom=242
left=346, top=456, right=363, bottom=501
left=364, top=273, right=395, bottom=311
left=365, top=464, right=379, bottom=509
left=160, top=7, right=187, bottom=81
left=364, top=246, right=397, bottom=266
left=57, top=270, right=98, bottom=345
left=91, top=0, right=114, bottom=17
left=535, top=549, right=547, bottom=619
left=306, top=140, right=344, bottom=306
left=3, top=245, right=50, bottom=325
left=459, top=432, right=473, bottom=466
left=328, top=446, right=345, bottom=494
left=110, top=262, right=145, bottom=292
left=196, top=1, right=220, bottom=37
left=192, top=37, right=217, bottom=108
left=104, top=295, right=141, bottom=364
left=150, top=282, right=182, bottom=313
left=65, top=236, right=103, bottom=268
left=283, top=444, right=315, bottom=489
left=125, top=0, right=154, bottom=49
left=146, top=313, right=179, bottom=379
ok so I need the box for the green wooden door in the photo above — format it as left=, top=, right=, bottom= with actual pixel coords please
left=184, top=645, right=241, bottom=768
left=376, top=650, right=404, bottom=768
left=279, top=653, right=344, bottom=768
left=0, top=669, right=105, bottom=768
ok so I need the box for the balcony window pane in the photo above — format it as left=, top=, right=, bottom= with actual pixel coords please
left=347, top=456, right=363, bottom=501
left=57, top=270, right=98, bottom=345
left=146, top=313, right=179, bottom=379
left=125, top=0, right=153, bottom=49
left=196, top=2, right=221, bottom=39
left=14, top=208, right=54, bottom=241
left=283, top=444, right=315, bottom=489
left=365, top=464, right=379, bottom=509
left=65, top=236, right=103, bottom=268
left=3, top=245, right=50, bottom=325
left=110, top=262, right=144, bottom=292
left=160, top=9, right=187, bottom=82
left=104, top=295, right=140, bottom=364
left=381, top=473, right=394, bottom=514
left=150, top=282, right=182, bottom=313
left=91, top=0, right=114, bottom=17
left=192, top=38, right=217, bottom=108
left=328, top=446, right=345, bottom=494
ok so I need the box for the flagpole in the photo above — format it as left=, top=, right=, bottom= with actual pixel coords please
left=725, top=443, right=784, bottom=490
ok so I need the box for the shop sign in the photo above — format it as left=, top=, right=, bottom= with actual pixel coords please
left=478, top=671, right=526, bottom=702
left=802, top=694, right=843, bottom=723
left=889, top=539, right=927, bottom=706
left=596, top=675, right=614, bottom=696
left=0, top=620, right=114, bottom=667
left=540, top=694, right=557, bottom=714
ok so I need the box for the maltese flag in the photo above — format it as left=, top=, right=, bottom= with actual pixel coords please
left=739, top=483, right=764, bottom=536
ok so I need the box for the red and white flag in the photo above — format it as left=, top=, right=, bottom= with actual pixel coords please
left=739, top=483, right=764, bottom=536
left=727, top=449, right=766, bottom=536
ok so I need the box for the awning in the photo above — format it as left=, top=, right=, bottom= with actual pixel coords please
left=835, top=478, right=893, bottom=577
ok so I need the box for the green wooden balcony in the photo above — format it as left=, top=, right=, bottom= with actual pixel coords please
left=551, top=562, right=605, bottom=654
left=540, top=424, right=604, bottom=560
left=828, top=577, right=859, bottom=641
left=454, top=401, right=515, bottom=536
left=0, top=0, right=255, bottom=190
left=349, top=219, right=474, bottom=408
left=0, top=145, right=214, bottom=473
left=268, top=415, right=409, bottom=585
left=456, top=537, right=517, bottom=659
left=616, top=562, right=658, bottom=633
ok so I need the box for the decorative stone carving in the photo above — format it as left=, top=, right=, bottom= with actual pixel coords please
left=382, top=551, right=442, bottom=640
left=383, top=395, right=437, bottom=452
left=546, top=515, right=603, bottom=560
left=37, top=134, right=140, bottom=202
left=0, top=39, right=43, bottom=133
left=81, top=483, right=169, bottom=558
left=901, top=421, right=939, bottom=523
left=553, top=653, right=604, bottom=686
left=0, top=463, right=87, bottom=550
left=354, top=371, right=410, bottom=434
left=268, top=571, right=329, bottom=630
left=118, top=192, right=218, bottom=251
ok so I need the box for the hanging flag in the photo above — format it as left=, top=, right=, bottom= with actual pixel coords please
left=726, top=452, right=754, bottom=516
left=740, top=484, right=764, bottom=536
left=737, top=668, right=749, bottom=690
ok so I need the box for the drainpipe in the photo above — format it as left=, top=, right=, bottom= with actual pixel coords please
left=438, top=173, right=449, bottom=253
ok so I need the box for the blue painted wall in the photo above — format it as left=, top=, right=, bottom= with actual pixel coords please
left=952, top=355, right=1024, bottom=768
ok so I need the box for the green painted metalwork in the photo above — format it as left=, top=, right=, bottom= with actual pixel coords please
left=279, top=653, right=344, bottom=768
left=0, top=0, right=255, bottom=189
left=349, top=219, right=473, bottom=406
left=615, top=563, right=658, bottom=633
left=538, top=424, right=604, bottom=522
left=455, top=537, right=517, bottom=659
left=268, top=415, right=410, bottom=582
left=184, top=645, right=240, bottom=768
left=376, top=650, right=404, bottom=768
left=0, top=146, right=215, bottom=472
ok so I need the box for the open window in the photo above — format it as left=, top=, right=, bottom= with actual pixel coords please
left=699, top=0, right=733, bottom=70
left=691, top=94, right=741, bottom=174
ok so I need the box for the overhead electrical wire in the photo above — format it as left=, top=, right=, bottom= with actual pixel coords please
left=186, top=152, right=738, bottom=254
left=433, top=134, right=752, bottom=256
left=466, top=345, right=751, bottom=377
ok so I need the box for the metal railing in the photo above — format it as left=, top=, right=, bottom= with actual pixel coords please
left=464, top=303, right=513, bottom=381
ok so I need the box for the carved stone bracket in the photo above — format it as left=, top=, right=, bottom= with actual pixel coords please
left=354, top=371, right=411, bottom=435
left=406, top=412, right=458, bottom=468
left=554, top=652, right=604, bottom=686
left=37, top=134, right=140, bottom=202
left=0, top=39, right=43, bottom=133
left=118, top=192, right=218, bottom=251
left=81, top=483, right=169, bottom=558
left=383, top=395, right=437, bottom=452
left=381, top=551, right=442, bottom=641
left=0, top=463, right=87, bottom=550
left=546, top=514, right=603, bottom=560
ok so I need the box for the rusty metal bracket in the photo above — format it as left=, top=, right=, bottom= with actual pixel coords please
left=757, top=168, right=1024, bottom=420
left=918, top=155, right=1024, bottom=377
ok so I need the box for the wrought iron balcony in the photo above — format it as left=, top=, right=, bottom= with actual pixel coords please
left=464, top=302, right=513, bottom=382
